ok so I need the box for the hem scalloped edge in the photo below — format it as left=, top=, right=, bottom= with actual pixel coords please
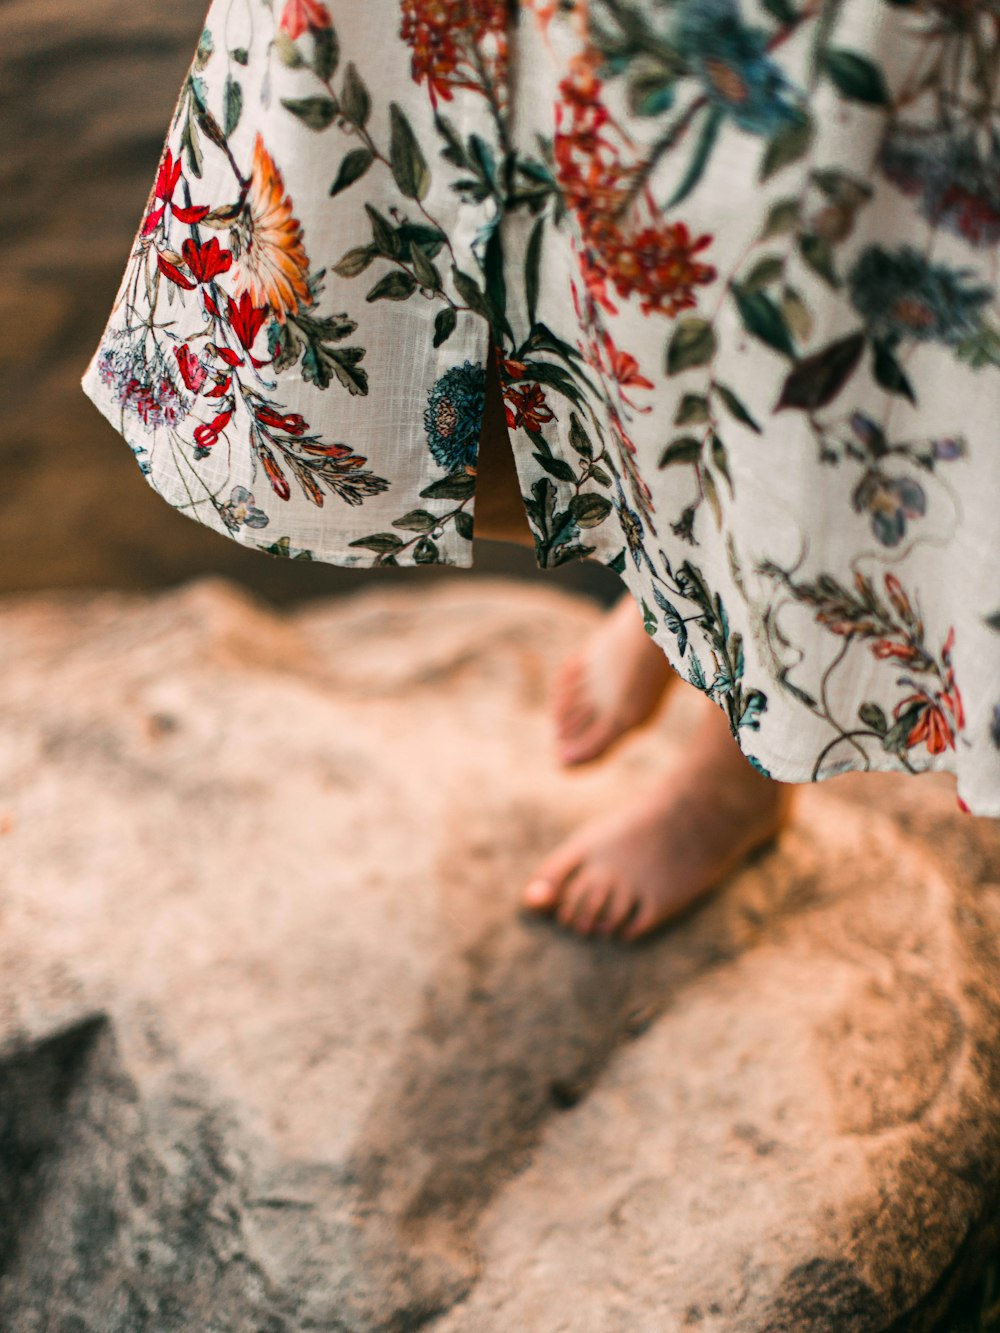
left=81, top=366, right=1000, bottom=819
left=80, top=366, right=478, bottom=572
left=710, top=725, right=999, bottom=820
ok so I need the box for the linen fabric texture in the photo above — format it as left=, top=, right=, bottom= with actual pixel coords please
left=81, top=0, right=1000, bottom=813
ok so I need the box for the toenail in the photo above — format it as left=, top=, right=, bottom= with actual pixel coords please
left=524, top=879, right=552, bottom=906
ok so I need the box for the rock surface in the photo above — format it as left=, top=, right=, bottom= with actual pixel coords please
left=2, top=576, right=1000, bottom=1332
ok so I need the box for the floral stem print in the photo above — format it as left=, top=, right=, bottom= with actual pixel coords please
left=99, top=18, right=390, bottom=536
left=82, top=0, right=1000, bottom=812
left=762, top=562, right=965, bottom=778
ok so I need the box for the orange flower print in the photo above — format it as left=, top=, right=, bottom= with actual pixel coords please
left=279, top=0, right=332, bottom=40
left=892, top=626, right=964, bottom=756
left=599, top=334, right=654, bottom=390
left=895, top=690, right=962, bottom=755
left=232, top=135, right=311, bottom=323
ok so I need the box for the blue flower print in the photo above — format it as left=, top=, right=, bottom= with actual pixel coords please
left=675, top=0, right=805, bottom=136
left=847, top=245, right=993, bottom=346
left=424, top=361, right=486, bottom=472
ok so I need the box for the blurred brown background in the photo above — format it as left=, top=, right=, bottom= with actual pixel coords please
left=0, top=0, right=617, bottom=604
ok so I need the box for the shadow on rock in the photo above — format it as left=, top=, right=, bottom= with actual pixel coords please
left=266, top=798, right=824, bottom=1331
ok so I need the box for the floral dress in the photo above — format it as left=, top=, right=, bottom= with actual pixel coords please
left=81, top=0, right=1000, bottom=815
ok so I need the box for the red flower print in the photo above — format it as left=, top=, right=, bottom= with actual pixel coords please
left=941, top=627, right=965, bottom=731
left=259, top=445, right=292, bottom=500
left=175, top=344, right=208, bottom=393
left=157, top=253, right=196, bottom=290
left=172, top=204, right=211, bottom=225
left=142, top=206, right=165, bottom=237
left=500, top=356, right=527, bottom=380
left=601, top=223, right=716, bottom=318
left=552, top=50, right=716, bottom=320
left=601, top=336, right=654, bottom=390
left=299, top=440, right=356, bottom=459
left=883, top=572, right=915, bottom=623
left=400, top=0, right=508, bottom=108
left=181, top=237, right=233, bottom=284
left=154, top=149, right=182, bottom=203
left=193, top=409, right=233, bottom=456
left=503, top=383, right=556, bottom=433
left=226, top=291, right=269, bottom=352
left=204, top=375, right=232, bottom=399
left=871, top=639, right=920, bottom=663
left=279, top=0, right=332, bottom=39
left=256, top=406, right=308, bottom=436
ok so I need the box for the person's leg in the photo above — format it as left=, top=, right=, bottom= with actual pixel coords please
left=476, top=350, right=677, bottom=762
left=474, top=350, right=536, bottom=548
left=521, top=694, right=794, bottom=941
left=475, top=351, right=794, bottom=943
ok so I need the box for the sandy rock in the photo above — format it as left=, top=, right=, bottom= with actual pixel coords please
left=1, top=577, right=999, bottom=1331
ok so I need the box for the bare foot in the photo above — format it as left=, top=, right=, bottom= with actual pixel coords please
left=553, top=594, right=675, bottom=766
left=523, top=696, right=793, bottom=941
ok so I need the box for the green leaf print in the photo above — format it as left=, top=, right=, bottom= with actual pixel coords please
left=367, top=271, right=418, bottom=301
left=775, top=331, right=865, bottom=411
left=659, top=437, right=702, bottom=468
left=760, top=114, right=814, bottom=182
left=348, top=533, right=405, bottom=553
left=223, top=74, right=242, bottom=136
left=389, top=103, right=431, bottom=201
left=312, top=25, right=340, bottom=81
left=714, top=383, right=762, bottom=434
left=872, top=338, right=916, bottom=403
left=798, top=233, right=841, bottom=289
left=823, top=49, right=890, bottom=105
left=420, top=472, right=476, bottom=501
left=365, top=204, right=402, bottom=258
left=332, top=245, right=378, bottom=277
left=666, top=318, right=717, bottom=374
left=280, top=96, right=338, bottom=130
left=858, top=702, right=889, bottom=736
left=392, top=510, right=439, bottom=532
left=666, top=105, right=723, bottom=210
left=330, top=148, right=375, bottom=197
left=340, top=62, right=371, bottom=127
left=760, top=198, right=801, bottom=240
left=732, top=288, right=797, bottom=358
left=653, top=587, right=689, bottom=658
left=525, top=217, right=545, bottom=330
left=742, top=254, right=786, bottom=294
left=433, top=307, right=458, bottom=348
left=413, top=537, right=441, bottom=563
left=674, top=393, right=710, bottom=426
left=569, top=493, right=613, bottom=528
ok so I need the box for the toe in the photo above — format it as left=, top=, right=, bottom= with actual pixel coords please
left=620, top=898, right=660, bottom=943
left=574, top=875, right=614, bottom=935
left=521, top=838, right=584, bottom=915
left=556, top=870, right=597, bottom=929
left=595, top=881, right=637, bottom=936
left=552, top=656, right=586, bottom=701
left=556, top=702, right=597, bottom=738
left=558, top=719, right=617, bottom=765
left=522, top=877, right=560, bottom=911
